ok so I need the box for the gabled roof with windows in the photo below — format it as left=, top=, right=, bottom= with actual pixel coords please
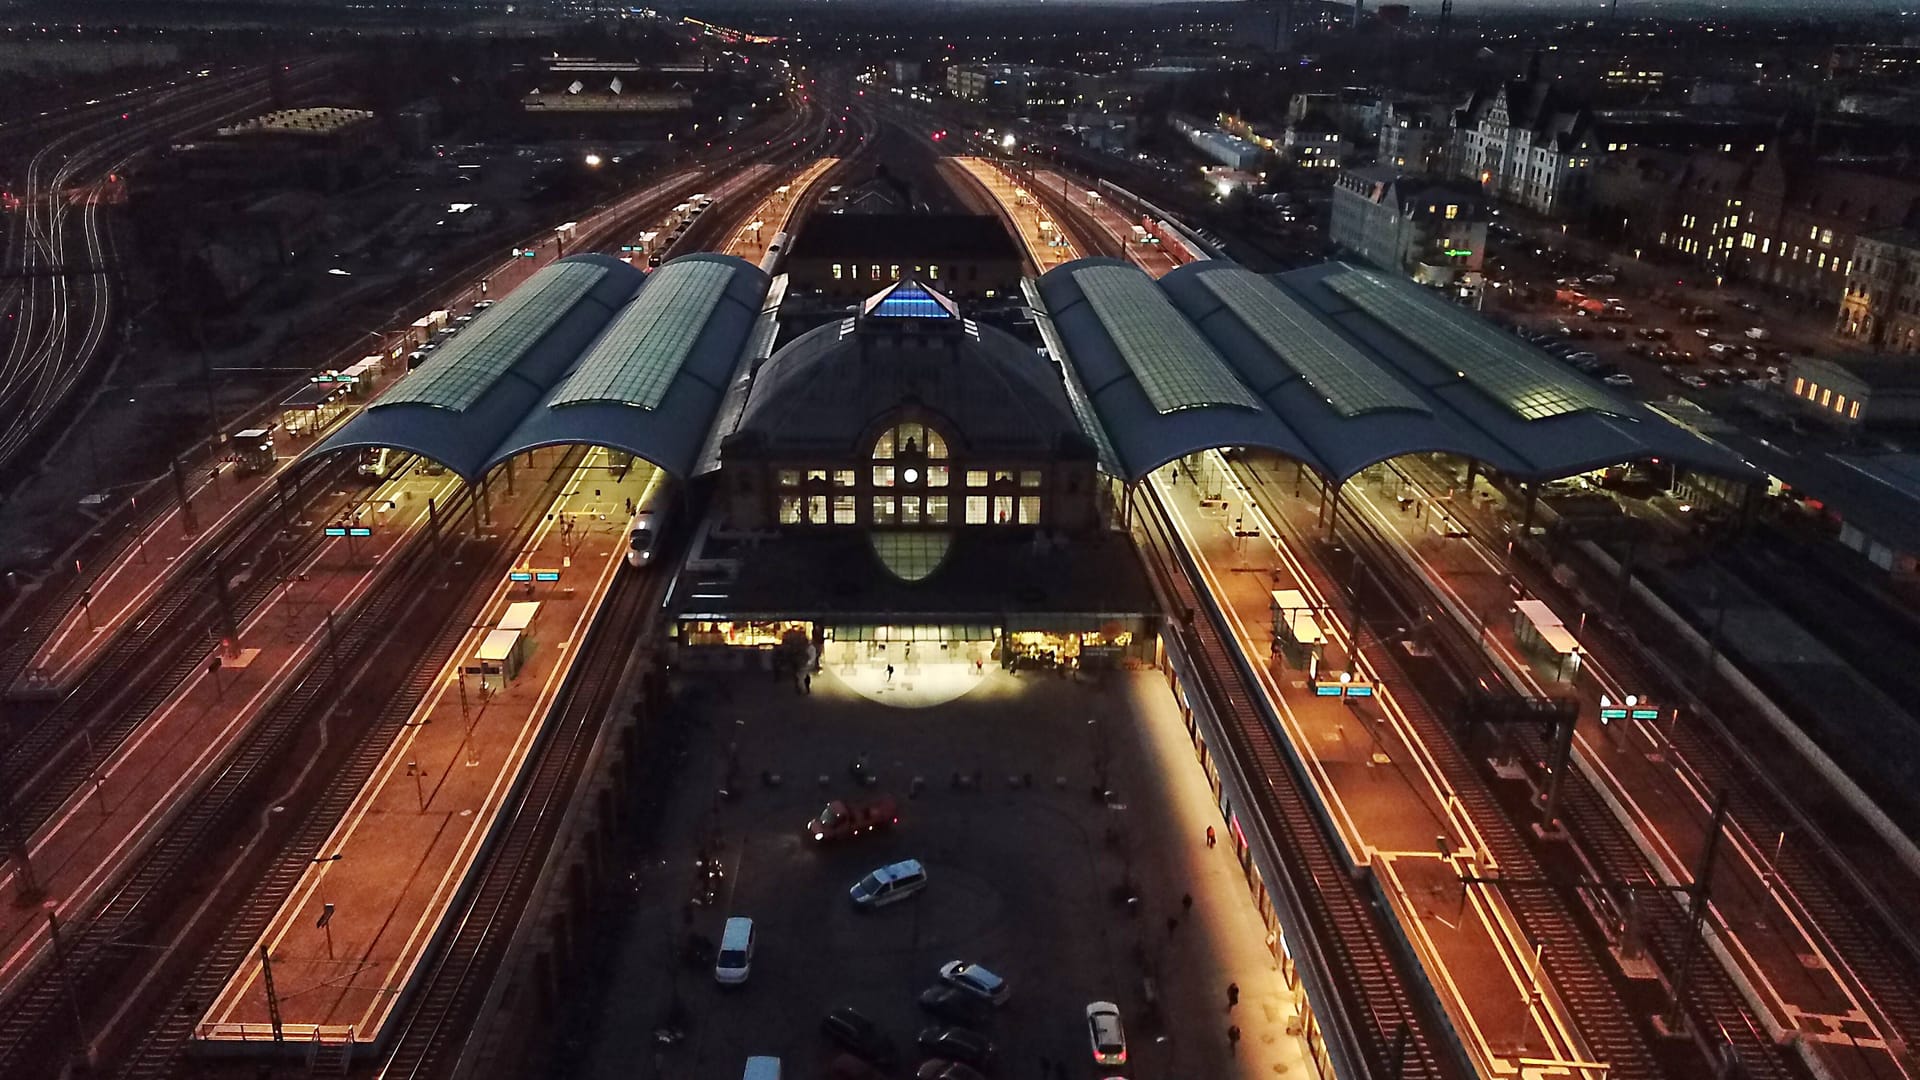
left=1034, top=258, right=1756, bottom=484
left=303, top=253, right=770, bottom=482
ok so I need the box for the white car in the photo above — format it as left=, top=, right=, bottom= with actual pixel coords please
left=1603, top=373, right=1635, bottom=387
left=938, top=961, right=1010, bottom=1005
left=1085, top=1001, right=1127, bottom=1066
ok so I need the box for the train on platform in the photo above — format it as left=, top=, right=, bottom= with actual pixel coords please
left=626, top=479, right=674, bottom=568
left=1143, top=217, right=1206, bottom=266
left=759, top=230, right=790, bottom=275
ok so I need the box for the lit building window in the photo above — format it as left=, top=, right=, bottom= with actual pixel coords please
left=777, top=470, right=801, bottom=487
left=1019, top=470, right=1043, bottom=488
left=927, top=495, right=949, bottom=524
left=871, top=264, right=882, bottom=280
left=1793, top=377, right=1806, bottom=395
left=832, top=264, right=844, bottom=280
left=1851, top=401, right=1861, bottom=419
left=1018, top=496, right=1041, bottom=524
left=807, top=495, right=826, bottom=523
left=1834, top=393, right=1847, bottom=414
left=965, top=495, right=988, bottom=524
left=966, top=470, right=989, bottom=488
left=807, top=469, right=828, bottom=482
left=902, top=495, right=922, bottom=524
left=872, top=496, right=898, bottom=525
left=833, top=494, right=856, bottom=524
left=1821, top=388, right=1833, bottom=407
left=778, top=496, right=804, bottom=524
left=928, top=264, right=940, bottom=280
left=834, top=469, right=856, bottom=487
left=927, top=465, right=949, bottom=487
left=993, top=495, right=1013, bottom=524
left=873, top=466, right=896, bottom=487
left=890, top=264, right=900, bottom=280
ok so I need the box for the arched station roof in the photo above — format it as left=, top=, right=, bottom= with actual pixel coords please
left=305, top=254, right=771, bottom=482
left=1034, top=258, right=1756, bottom=485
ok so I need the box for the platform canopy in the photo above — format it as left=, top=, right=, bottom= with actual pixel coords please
left=1033, top=258, right=1757, bottom=485
left=304, top=253, right=772, bottom=482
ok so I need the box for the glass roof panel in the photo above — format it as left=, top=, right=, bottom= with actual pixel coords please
left=1072, top=264, right=1262, bottom=416
left=1200, top=268, right=1429, bottom=418
left=871, top=283, right=953, bottom=319
left=1325, top=269, right=1625, bottom=422
left=550, top=259, right=733, bottom=410
left=376, top=261, right=609, bottom=413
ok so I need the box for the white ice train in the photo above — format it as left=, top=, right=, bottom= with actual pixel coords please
left=626, top=482, right=673, bottom=568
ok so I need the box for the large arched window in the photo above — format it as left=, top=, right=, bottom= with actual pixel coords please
left=870, top=422, right=951, bottom=525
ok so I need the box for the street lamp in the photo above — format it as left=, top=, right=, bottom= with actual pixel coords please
left=1001, top=132, right=1016, bottom=150
left=584, top=153, right=604, bottom=167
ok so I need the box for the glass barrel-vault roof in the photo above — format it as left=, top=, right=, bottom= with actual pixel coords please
left=549, top=259, right=733, bottom=410
left=377, top=261, right=609, bottom=413
left=1200, top=267, right=1430, bottom=418
left=1326, top=268, right=1624, bottom=422
left=870, top=530, right=953, bottom=582
left=1072, top=264, right=1263, bottom=416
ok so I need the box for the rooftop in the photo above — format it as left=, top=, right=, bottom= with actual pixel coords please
left=217, top=107, right=375, bottom=138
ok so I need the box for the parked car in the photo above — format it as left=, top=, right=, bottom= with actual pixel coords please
left=939, top=962, right=1011, bottom=1005
left=1679, top=374, right=1709, bottom=389
left=1603, top=372, right=1635, bottom=387
left=850, top=859, right=928, bottom=909
left=808, top=796, right=899, bottom=843
left=1085, top=1002, right=1128, bottom=1066
left=918, top=986, right=996, bottom=1027
left=915, top=1062, right=986, bottom=1080
left=822, top=1008, right=899, bottom=1069
left=1586, top=272, right=1616, bottom=285
left=1745, top=326, right=1772, bottom=341
left=916, top=1026, right=995, bottom=1068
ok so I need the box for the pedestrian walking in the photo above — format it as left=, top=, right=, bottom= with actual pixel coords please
left=1228, top=982, right=1240, bottom=1009
left=803, top=673, right=812, bottom=694
left=1206, top=824, right=1217, bottom=848
left=1229, top=1024, right=1241, bottom=1056
left=1182, top=892, right=1193, bottom=916
left=886, top=663, right=895, bottom=682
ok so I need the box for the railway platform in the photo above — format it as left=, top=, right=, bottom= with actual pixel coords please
left=722, top=156, right=838, bottom=264
left=1146, top=461, right=1613, bottom=1079
left=1289, top=452, right=1920, bottom=1080
left=11, top=459, right=279, bottom=698
left=0, top=464, right=462, bottom=1009
left=945, top=157, right=1080, bottom=273
left=193, top=451, right=657, bottom=1053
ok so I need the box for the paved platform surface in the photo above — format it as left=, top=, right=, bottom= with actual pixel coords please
left=722, top=157, right=838, bottom=264
left=195, top=451, right=659, bottom=1047
left=945, top=157, right=1081, bottom=273
left=572, top=662, right=1318, bottom=1080
left=1297, top=452, right=1919, bottom=1079
left=1150, top=456, right=1597, bottom=1076
left=15, top=460, right=278, bottom=696
left=1030, top=164, right=1185, bottom=277
left=0, top=465, right=462, bottom=1006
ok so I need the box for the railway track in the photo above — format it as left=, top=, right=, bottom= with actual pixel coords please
left=1383, top=453, right=1920, bottom=1074
left=1292, top=461, right=1804, bottom=1080
left=0, top=465, right=487, bottom=1077
left=0, top=461, right=350, bottom=839
left=1129, top=485, right=1456, bottom=1080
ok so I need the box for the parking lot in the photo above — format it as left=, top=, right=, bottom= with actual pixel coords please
left=576, top=658, right=1314, bottom=1080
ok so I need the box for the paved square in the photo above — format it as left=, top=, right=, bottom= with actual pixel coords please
left=577, top=658, right=1316, bottom=1079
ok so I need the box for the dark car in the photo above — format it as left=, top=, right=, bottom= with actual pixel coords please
left=918, top=985, right=995, bottom=1026
left=823, top=1007, right=899, bottom=1069
left=917, top=1026, right=995, bottom=1068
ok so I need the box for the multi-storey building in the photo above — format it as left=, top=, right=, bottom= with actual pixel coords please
left=1840, top=228, right=1920, bottom=354
left=1378, top=100, right=1448, bottom=173
left=1331, top=167, right=1486, bottom=285
left=1448, top=69, right=1601, bottom=217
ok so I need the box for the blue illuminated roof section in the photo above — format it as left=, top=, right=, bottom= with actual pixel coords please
left=861, top=279, right=960, bottom=320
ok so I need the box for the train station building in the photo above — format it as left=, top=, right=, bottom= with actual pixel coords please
left=301, top=250, right=1758, bottom=676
